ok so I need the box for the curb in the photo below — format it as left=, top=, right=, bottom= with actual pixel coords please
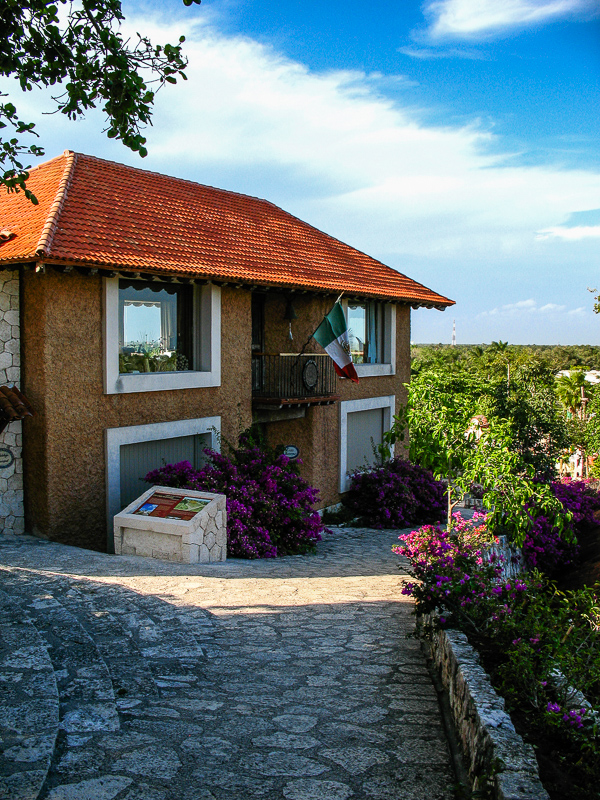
left=0, top=589, right=60, bottom=800
left=428, top=623, right=550, bottom=800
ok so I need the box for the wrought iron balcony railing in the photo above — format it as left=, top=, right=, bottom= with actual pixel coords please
left=252, top=353, right=337, bottom=402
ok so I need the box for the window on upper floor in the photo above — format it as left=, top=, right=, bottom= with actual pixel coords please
left=104, top=277, right=221, bottom=394
left=347, top=301, right=384, bottom=365
left=119, top=280, right=193, bottom=374
left=344, top=301, right=396, bottom=377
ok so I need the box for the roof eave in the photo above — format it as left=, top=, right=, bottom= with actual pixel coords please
left=0, top=255, right=454, bottom=307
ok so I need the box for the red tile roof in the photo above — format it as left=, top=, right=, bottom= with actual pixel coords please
left=0, top=386, right=34, bottom=434
left=0, top=151, right=453, bottom=307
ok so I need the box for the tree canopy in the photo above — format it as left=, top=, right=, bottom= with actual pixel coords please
left=390, top=361, right=570, bottom=541
left=411, top=342, right=600, bottom=373
left=0, top=0, right=199, bottom=203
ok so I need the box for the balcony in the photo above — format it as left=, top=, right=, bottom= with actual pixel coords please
left=252, top=353, right=340, bottom=409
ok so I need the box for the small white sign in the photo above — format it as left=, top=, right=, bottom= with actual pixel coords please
left=0, top=447, right=14, bottom=469
left=283, top=445, right=299, bottom=459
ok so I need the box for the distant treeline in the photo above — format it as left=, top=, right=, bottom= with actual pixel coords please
left=411, top=344, right=600, bottom=372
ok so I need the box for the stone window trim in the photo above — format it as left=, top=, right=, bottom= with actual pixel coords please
left=339, top=394, right=395, bottom=493
left=105, top=415, right=221, bottom=551
left=103, top=277, right=221, bottom=394
left=341, top=300, right=396, bottom=378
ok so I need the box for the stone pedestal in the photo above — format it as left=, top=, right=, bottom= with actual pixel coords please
left=113, top=486, right=227, bottom=563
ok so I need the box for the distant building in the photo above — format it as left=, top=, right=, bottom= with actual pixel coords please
left=556, top=369, right=600, bottom=384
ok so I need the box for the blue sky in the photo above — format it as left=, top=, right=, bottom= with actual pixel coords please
left=3, top=0, right=600, bottom=343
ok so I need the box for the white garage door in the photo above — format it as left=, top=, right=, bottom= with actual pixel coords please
left=346, top=407, right=385, bottom=473
left=119, top=433, right=211, bottom=509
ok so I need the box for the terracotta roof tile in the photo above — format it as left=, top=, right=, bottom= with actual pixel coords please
left=0, top=151, right=453, bottom=307
left=0, top=386, right=34, bottom=434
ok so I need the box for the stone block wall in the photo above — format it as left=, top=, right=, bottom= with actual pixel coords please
left=428, top=623, right=549, bottom=799
left=0, top=270, right=24, bottom=535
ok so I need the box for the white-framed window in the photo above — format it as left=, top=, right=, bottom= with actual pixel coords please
left=103, top=277, right=221, bottom=394
left=343, top=300, right=395, bottom=378
left=105, top=415, right=221, bottom=550
left=339, top=395, right=395, bottom=492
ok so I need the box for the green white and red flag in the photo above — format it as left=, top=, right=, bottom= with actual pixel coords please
left=313, top=301, right=359, bottom=383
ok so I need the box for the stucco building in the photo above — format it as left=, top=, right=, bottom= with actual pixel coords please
left=0, top=151, right=453, bottom=552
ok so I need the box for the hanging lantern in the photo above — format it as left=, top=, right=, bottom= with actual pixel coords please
left=283, top=296, right=298, bottom=340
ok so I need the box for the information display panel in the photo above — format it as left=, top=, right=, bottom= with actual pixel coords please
left=134, top=490, right=210, bottom=521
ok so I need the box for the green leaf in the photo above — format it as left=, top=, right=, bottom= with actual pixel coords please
left=1, top=0, right=191, bottom=202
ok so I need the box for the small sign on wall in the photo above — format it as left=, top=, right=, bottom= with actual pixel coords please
left=283, top=445, right=299, bottom=460
left=0, top=447, right=14, bottom=469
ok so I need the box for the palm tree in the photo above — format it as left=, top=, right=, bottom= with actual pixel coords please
left=489, top=340, right=509, bottom=354
left=556, top=370, right=587, bottom=418
left=468, top=345, right=485, bottom=361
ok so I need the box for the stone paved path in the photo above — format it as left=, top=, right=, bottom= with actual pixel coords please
left=0, top=527, right=456, bottom=800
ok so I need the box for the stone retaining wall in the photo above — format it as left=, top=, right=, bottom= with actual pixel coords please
left=428, top=623, right=549, bottom=799
left=483, top=536, right=523, bottom=581
left=0, top=270, right=23, bottom=535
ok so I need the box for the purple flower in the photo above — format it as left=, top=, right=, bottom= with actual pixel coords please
left=562, top=709, right=586, bottom=729
left=143, top=435, right=324, bottom=559
left=343, top=459, right=445, bottom=528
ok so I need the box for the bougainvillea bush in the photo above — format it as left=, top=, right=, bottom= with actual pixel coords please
left=396, top=518, right=600, bottom=799
left=342, top=458, right=445, bottom=528
left=144, top=432, right=324, bottom=559
left=551, top=479, right=600, bottom=528
left=393, top=512, right=509, bottom=628
left=521, top=509, right=579, bottom=575
left=522, top=480, right=600, bottom=574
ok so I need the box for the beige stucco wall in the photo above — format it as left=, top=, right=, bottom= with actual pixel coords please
left=22, top=271, right=252, bottom=551
left=21, top=275, right=411, bottom=551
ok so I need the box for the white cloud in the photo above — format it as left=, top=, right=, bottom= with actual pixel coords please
left=536, top=225, right=600, bottom=240
left=478, top=299, right=584, bottom=320
left=398, top=46, right=487, bottom=59
left=5, top=9, right=600, bottom=342
left=422, top=0, right=597, bottom=40
left=513, top=299, right=537, bottom=309
left=97, top=15, right=600, bottom=266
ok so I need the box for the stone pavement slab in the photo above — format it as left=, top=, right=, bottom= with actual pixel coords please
left=0, top=527, right=457, bottom=799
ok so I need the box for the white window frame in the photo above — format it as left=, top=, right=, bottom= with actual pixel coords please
left=103, top=277, right=221, bottom=394
left=339, top=395, right=395, bottom=492
left=105, top=415, right=221, bottom=550
left=342, top=300, right=395, bottom=378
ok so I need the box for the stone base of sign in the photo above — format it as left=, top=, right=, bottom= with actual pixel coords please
left=113, top=486, right=227, bottom=563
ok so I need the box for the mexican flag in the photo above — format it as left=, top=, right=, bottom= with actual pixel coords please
left=313, top=301, right=359, bottom=383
